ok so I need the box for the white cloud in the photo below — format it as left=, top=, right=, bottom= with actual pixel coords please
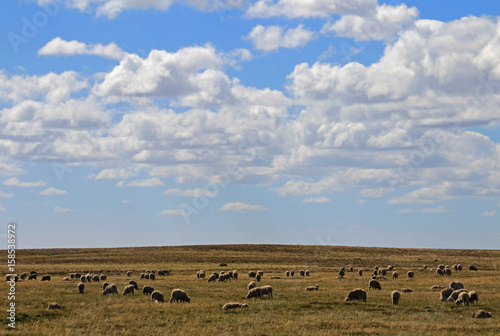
left=159, top=209, right=187, bottom=216
left=0, top=205, right=6, bottom=211
left=3, top=177, right=46, bottom=188
left=39, top=187, right=68, bottom=195
left=220, top=202, right=269, bottom=212
left=95, top=168, right=136, bottom=180
left=126, top=178, right=165, bottom=187
left=303, top=196, right=330, bottom=203
left=245, top=24, right=315, bottom=52
left=0, top=191, right=14, bottom=198
left=398, top=205, right=450, bottom=214
left=482, top=210, right=499, bottom=216
left=54, top=206, right=81, bottom=212
left=164, top=188, right=217, bottom=197
left=38, top=37, right=126, bottom=60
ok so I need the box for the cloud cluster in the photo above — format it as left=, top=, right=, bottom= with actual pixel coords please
left=38, top=37, right=126, bottom=59
left=245, top=24, right=315, bottom=52
left=220, top=202, right=269, bottom=212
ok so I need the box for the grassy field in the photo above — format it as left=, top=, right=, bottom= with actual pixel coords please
left=1, top=244, right=499, bottom=335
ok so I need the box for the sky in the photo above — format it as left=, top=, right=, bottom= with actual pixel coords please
left=0, top=0, right=499, bottom=249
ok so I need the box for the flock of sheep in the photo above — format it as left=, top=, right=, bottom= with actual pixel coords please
left=7, top=263, right=493, bottom=319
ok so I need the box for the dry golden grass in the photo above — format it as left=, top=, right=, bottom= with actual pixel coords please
left=1, top=245, right=499, bottom=335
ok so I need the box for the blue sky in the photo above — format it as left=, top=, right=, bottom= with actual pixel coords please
left=1, top=0, right=499, bottom=249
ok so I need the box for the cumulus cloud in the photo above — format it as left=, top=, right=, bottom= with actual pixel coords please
left=398, top=205, right=449, bottom=214
left=303, top=196, right=330, bottom=203
left=482, top=210, right=499, bottom=216
left=164, top=188, right=217, bottom=197
left=220, top=202, right=269, bottom=212
left=245, top=24, right=315, bottom=52
left=95, top=168, right=136, bottom=180
left=54, top=206, right=81, bottom=212
left=39, top=187, right=68, bottom=195
left=0, top=205, right=6, bottom=211
left=0, top=191, right=14, bottom=198
left=159, top=209, right=187, bottom=216
left=3, top=177, right=46, bottom=188
left=125, top=178, right=165, bottom=187
left=38, top=37, right=126, bottom=60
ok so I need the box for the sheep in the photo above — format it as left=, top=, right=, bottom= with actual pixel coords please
left=62, top=277, right=70, bottom=281
left=256, top=274, right=261, bottom=282
left=436, top=268, right=444, bottom=276
left=438, top=264, right=445, bottom=270
left=143, top=286, right=155, bottom=295
left=299, top=270, right=305, bottom=277
left=232, top=271, right=238, bottom=279
left=358, top=270, right=363, bottom=276
left=150, top=273, right=155, bottom=281
left=340, top=267, right=346, bottom=272
left=126, top=271, right=132, bottom=277
left=92, top=275, right=100, bottom=282
left=207, top=274, right=217, bottom=282
left=151, top=291, right=164, bottom=303
left=401, top=288, right=413, bottom=293
left=257, top=271, right=264, bottom=277
left=407, top=271, right=414, bottom=279
left=305, top=270, right=310, bottom=277
left=260, top=285, right=273, bottom=299
left=28, top=274, right=37, bottom=280
left=379, top=269, right=387, bottom=276
left=457, top=264, right=462, bottom=271
left=369, top=279, right=382, bottom=290
left=468, top=291, right=478, bottom=305
left=388, top=265, right=394, bottom=271
left=469, top=265, right=478, bottom=271
left=447, top=289, right=468, bottom=302
left=140, top=273, right=145, bottom=279
left=472, top=310, right=492, bottom=318
left=170, top=289, right=190, bottom=303
left=246, top=287, right=262, bottom=299
left=455, top=292, right=471, bottom=306
left=449, top=281, right=464, bottom=291
left=305, top=285, right=319, bottom=291
left=6, top=275, right=18, bottom=282
left=197, top=271, right=206, bottom=279
left=391, top=290, right=401, bottom=305
left=444, top=268, right=452, bottom=276
left=392, top=272, right=399, bottom=279
left=86, top=275, right=92, bottom=282
left=100, top=274, right=107, bottom=281
left=338, top=270, right=345, bottom=277
left=248, top=271, right=257, bottom=278
left=431, top=285, right=445, bottom=290
left=122, top=285, right=135, bottom=295
left=129, top=280, right=138, bottom=290
left=345, top=288, right=367, bottom=302
left=20, top=272, right=27, bottom=280
left=440, top=288, right=454, bottom=301
left=285, top=271, right=290, bottom=277
left=222, top=302, right=249, bottom=310
left=247, top=281, right=256, bottom=290
left=349, top=266, right=354, bottom=272
left=102, top=282, right=110, bottom=290
left=80, top=275, right=86, bottom=283
left=290, top=271, right=295, bottom=277
left=77, top=282, right=85, bottom=294
left=41, top=275, right=51, bottom=281
left=144, top=274, right=150, bottom=280
left=47, top=302, right=61, bottom=310
left=103, top=284, right=118, bottom=295
left=212, top=272, right=219, bottom=279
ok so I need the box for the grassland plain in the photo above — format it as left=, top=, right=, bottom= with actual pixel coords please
left=1, top=244, right=499, bottom=335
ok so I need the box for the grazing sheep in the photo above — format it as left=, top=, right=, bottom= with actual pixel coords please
left=358, top=270, right=363, bottom=276
left=436, top=269, right=444, bottom=276
left=256, top=274, right=261, bottom=282
left=100, top=274, right=107, bottom=281
left=345, top=288, right=367, bottom=302
left=41, top=275, right=51, bottom=281
left=143, top=285, right=155, bottom=295
left=440, top=288, right=454, bottom=301
left=457, top=264, right=462, bottom=271
left=222, top=302, right=249, bottom=310
left=340, top=267, right=346, bottom=272
left=92, top=275, right=100, bottom=282
left=28, top=274, right=37, bottom=280
left=169, top=289, right=190, bottom=303
left=338, top=270, right=345, bottom=277
left=391, top=290, right=401, bottom=305
left=140, top=273, right=145, bottom=279
left=469, top=265, right=478, bottom=271
left=438, top=264, right=445, bottom=270
left=369, top=279, right=382, bottom=290
left=198, top=271, right=206, bottom=279
left=468, top=291, right=478, bottom=305
left=80, top=275, right=86, bottom=283
left=305, top=285, right=319, bottom=291
left=126, top=271, right=132, bottom=277
left=144, top=274, right=150, bottom=280
left=47, top=302, right=61, bottom=310
left=401, top=288, right=413, bottom=293
left=349, top=266, right=354, bottom=272
left=232, top=271, right=238, bottom=279
left=77, top=282, right=85, bottom=294
left=151, top=291, right=164, bottom=302
left=379, top=269, right=387, bottom=276
left=270, top=276, right=281, bottom=279
left=388, top=265, right=394, bottom=271
left=285, top=271, right=290, bottom=277
left=447, top=289, right=468, bottom=302
left=449, top=281, right=464, bottom=291
left=247, top=281, right=256, bottom=290
left=305, top=270, right=310, bottom=277
left=472, top=310, right=492, bottom=318
left=207, top=274, right=217, bottom=282
left=431, top=285, right=445, bottom=290
left=6, top=275, right=18, bottom=282
left=248, top=271, right=257, bottom=278
left=86, top=275, right=92, bottom=282
left=129, top=280, right=138, bottom=290
left=299, top=270, right=305, bottom=277
left=392, top=272, right=399, bottom=279
left=103, top=284, right=118, bottom=295
left=455, top=292, right=471, bottom=306
left=246, top=287, right=262, bottom=299
left=122, top=285, right=135, bottom=295
left=257, top=271, right=264, bottom=277
left=20, top=272, right=27, bottom=280
left=62, top=277, right=70, bottom=281
left=260, top=285, right=273, bottom=299
left=290, top=271, right=295, bottom=277
left=444, top=268, right=452, bottom=276
left=150, top=273, right=155, bottom=281
left=407, top=271, right=414, bottom=279
left=102, top=282, right=110, bottom=290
